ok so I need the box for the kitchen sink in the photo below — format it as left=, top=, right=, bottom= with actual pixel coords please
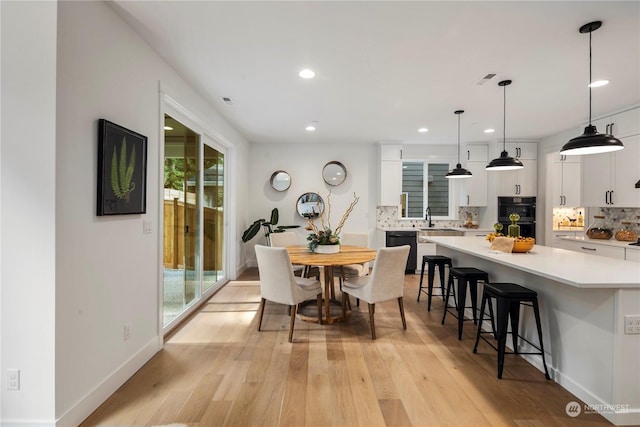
left=420, top=228, right=465, bottom=236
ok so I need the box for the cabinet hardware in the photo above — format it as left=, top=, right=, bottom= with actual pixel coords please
left=610, top=190, right=614, bottom=205
left=581, top=247, right=597, bottom=251
left=610, top=122, right=615, bottom=135
left=467, top=194, right=470, bottom=205
left=467, top=150, right=470, bottom=160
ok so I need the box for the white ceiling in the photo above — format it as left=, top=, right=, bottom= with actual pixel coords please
left=111, top=1, right=640, bottom=146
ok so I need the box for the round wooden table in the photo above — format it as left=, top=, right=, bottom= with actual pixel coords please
left=286, top=245, right=377, bottom=323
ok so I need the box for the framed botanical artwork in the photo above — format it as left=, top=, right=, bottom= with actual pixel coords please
left=97, top=119, right=148, bottom=215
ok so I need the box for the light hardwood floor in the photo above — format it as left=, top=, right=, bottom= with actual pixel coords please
left=81, top=269, right=612, bottom=427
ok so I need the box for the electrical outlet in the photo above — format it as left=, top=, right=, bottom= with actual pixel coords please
left=143, top=220, right=152, bottom=234
left=124, top=323, right=131, bottom=341
left=624, top=315, right=640, bottom=334
left=8, top=369, right=20, bottom=391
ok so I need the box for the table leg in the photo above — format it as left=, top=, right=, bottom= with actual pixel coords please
left=324, top=265, right=332, bottom=323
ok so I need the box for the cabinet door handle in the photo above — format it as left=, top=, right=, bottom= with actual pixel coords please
left=467, top=150, right=470, bottom=160
left=610, top=190, right=614, bottom=205
left=467, top=195, right=470, bottom=205
left=581, top=247, right=597, bottom=251
left=605, top=191, right=608, bottom=205
left=610, top=122, right=615, bottom=135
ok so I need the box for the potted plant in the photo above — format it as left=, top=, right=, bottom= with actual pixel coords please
left=241, top=208, right=298, bottom=245
left=305, top=192, right=359, bottom=253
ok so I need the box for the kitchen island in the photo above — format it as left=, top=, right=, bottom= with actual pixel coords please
left=428, top=236, right=640, bottom=426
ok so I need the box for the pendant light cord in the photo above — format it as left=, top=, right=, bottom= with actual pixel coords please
left=502, top=83, right=507, bottom=151
left=457, top=113, right=461, bottom=163
left=589, top=30, right=593, bottom=126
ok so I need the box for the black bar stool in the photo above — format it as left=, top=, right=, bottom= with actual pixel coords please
left=473, top=282, right=551, bottom=380
left=441, top=267, right=488, bottom=340
left=417, top=255, right=452, bottom=311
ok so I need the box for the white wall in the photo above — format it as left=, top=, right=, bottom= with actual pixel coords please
left=1, top=1, right=58, bottom=423
left=0, top=1, right=250, bottom=425
left=244, top=143, right=378, bottom=266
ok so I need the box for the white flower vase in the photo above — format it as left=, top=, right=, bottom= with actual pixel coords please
left=314, top=244, right=340, bottom=254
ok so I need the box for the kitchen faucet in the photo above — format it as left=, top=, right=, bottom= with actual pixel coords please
left=425, top=207, right=433, bottom=228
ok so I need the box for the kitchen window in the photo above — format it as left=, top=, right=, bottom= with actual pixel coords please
left=401, top=160, right=455, bottom=219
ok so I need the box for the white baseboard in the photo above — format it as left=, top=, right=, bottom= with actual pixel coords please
left=56, top=337, right=161, bottom=427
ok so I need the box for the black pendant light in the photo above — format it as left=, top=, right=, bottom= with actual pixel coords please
left=561, top=21, right=623, bottom=156
left=486, top=80, right=524, bottom=171
left=446, top=110, right=472, bottom=179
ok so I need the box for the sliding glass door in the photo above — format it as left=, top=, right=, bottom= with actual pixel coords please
left=163, top=114, right=225, bottom=328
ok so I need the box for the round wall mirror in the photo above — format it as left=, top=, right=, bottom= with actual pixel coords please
left=270, top=170, right=291, bottom=192
left=322, top=161, right=347, bottom=186
left=296, top=192, right=324, bottom=219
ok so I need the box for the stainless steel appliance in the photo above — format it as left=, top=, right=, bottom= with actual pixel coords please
left=498, top=196, right=536, bottom=238
left=385, top=230, right=417, bottom=274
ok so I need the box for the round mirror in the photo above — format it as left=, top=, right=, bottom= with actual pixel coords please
left=322, top=161, right=347, bottom=186
left=296, top=192, right=324, bottom=219
left=270, top=170, right=291, bottom=192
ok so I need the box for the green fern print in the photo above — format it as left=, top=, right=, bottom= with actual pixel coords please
left=111, top=137, right=136, bottom=200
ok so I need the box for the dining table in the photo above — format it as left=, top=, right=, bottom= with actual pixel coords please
left=286, top=244, right=377, bottom=323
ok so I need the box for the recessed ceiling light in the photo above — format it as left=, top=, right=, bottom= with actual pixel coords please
left=305, top=125, right=316, bottom=132
left=299, top=69, right=315, bottom=79
left=164, top=126, right=173, bottom=131
left=484, top=128, right=495, bottom=133
left=418, top=128, right=429, bottom=133
left=589, top=80, right=609, bottom=88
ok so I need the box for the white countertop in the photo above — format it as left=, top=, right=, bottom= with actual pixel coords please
left=427, top=236, right=640, bottom=289
left=559, top=235, right=640, bottom=251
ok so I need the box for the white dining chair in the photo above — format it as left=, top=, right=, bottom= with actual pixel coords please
left=341, top=245, right=410, bottom=340
left=335, top=232, right=370, bottom=281
left=270, top=231, right=319, bottom=279
left=255, top=245, right=323, bottom=342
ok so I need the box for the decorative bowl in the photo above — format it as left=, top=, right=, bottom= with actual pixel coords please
left=512, top=237, right=535, bottom=253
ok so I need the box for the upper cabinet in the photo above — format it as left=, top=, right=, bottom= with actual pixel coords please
left=504, top=141, right=537, bottom=159
left=588, top=108, right=640, bottom=139
left=379, top=144, right=402, bottom=206
left=582, top=134, right=640, bottom=207
left=494, top=141, right=537, bottom=196
left=550, top=154, right=581, bottom=207
left=460, top=144, right=488, bottom=206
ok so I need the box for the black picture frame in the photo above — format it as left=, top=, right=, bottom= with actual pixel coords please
left=97, top=119, right=148, bottom=215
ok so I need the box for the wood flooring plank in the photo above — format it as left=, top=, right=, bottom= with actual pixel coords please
left=79, top=271, right=615, bottom=427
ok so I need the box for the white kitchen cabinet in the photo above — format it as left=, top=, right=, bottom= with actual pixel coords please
left=503, top=141, right=537, bottom=159
left=626, top=249, right=640, bottom=263
left=550, top=153, right=581, bottom=207
left=582, top=134, right=640, bottom=207
left=381, top=144, right=403, bottom=161
left=460, top=161, right=488, bottom=206
left=555, top=239, right=625, bottom=260
left=589, top=107, right=640, bottom=139
left=496, top=159, right=537, bottom=196
left=465, top=144, right=488, bottom=162
left=380, top=160, right=402, bottom=206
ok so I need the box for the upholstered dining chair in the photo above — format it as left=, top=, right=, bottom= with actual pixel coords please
left=335, top=232, right=370, bottom=282
left=255, top=245, right=323, bottom=342
left=269, top=231, right=304, bottom=276
left=341, top=245, right=410, bottom=339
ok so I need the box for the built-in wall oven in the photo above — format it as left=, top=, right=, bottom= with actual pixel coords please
left=498, top=196, right=536, bottom=238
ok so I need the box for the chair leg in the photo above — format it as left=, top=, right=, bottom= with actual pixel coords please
left=341, top=292, right=348, bottom=319
left=317, top=294, right=323, bottom=325
left=288, top=305, right=297, bottom=343
left=368, top=303, right=376, bottom=340
left=257, top=298, right=266, bottom=331
left=398, top=297, right=407, bottom=330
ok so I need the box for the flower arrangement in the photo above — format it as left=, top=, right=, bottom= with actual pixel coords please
left=305, top=192, right=359, bottom=252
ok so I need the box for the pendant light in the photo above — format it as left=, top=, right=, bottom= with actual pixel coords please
left=486, top=80, right=524, bottom=171
left=561, top=21, right=623, bottom=155
left=446, top=110, right=472, bottom=179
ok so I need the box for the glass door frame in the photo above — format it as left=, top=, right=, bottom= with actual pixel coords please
left=160, top=96, right=230, bottom=335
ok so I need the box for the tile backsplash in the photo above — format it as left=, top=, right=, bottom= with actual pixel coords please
left=592, top=207, right=640, bottom=232
left=376, top=205, right=479, bottom=229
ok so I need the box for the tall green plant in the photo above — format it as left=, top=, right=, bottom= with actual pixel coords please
left=111, top=137, right=136, bottom=200
left=241, top=208, right=298, bottom=244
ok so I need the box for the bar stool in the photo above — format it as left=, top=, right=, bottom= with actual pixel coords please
left=473, top=282, right=550, bottom=380
left=417, top=255, right=452, bottom=311
left=441, top=267, right=488, bottom=340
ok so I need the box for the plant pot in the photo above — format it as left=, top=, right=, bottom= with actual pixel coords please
left=314, top=244, right=340, bottom=254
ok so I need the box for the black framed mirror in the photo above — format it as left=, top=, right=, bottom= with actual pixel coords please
left=270, top=170, right=291, bottom=192
left=322, top=161, right=347, bottom=186
left=296, top=192, right=324, bottom=219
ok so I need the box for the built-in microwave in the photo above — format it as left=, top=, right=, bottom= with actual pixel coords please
left=498, top=196, right=536, bottom=238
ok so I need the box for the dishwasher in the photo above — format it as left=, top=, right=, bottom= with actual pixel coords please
left=385, top=230, right=417, bottom=274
